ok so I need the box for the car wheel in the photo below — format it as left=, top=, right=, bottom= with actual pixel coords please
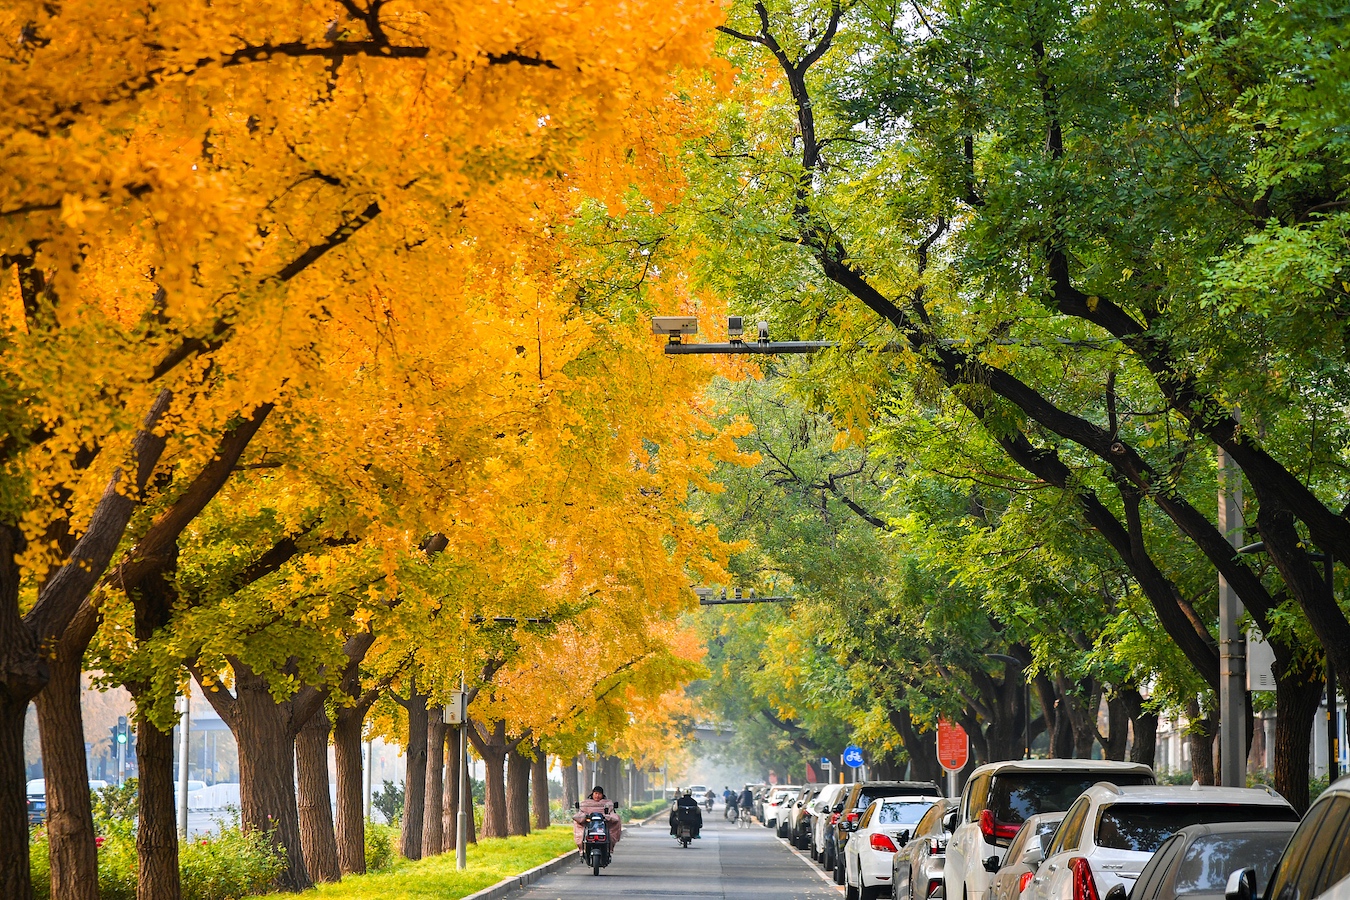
left=846, top=882, right=860, bottom=900
left=861, top=883, right=884, bottom=900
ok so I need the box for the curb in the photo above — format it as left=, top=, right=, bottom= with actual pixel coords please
left=459, top=847, right=580, bottom=900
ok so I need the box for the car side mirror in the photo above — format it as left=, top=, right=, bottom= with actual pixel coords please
left=1021, top=843, right=1043, bottom=866
left=943, top=810, right=960, bottom=832
left=1105, top=886, right=1128, bottom=900
left=897, top=829, right=911, bottom=845
left=1226, top=868, right=1257, bottom=900
left=983, top=855, right=1001, bottom=873
left=834, top=803, right=846, bottom=813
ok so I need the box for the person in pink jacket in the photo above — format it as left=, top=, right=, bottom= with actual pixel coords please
left=573, top=786, right=622, bottom=852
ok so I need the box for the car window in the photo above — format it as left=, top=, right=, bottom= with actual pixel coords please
left=879, top=801, right=937, bottom=826
left=1308, top=796, right=1350, bottom=897
left=1271, top=799, right=1335, bottom=900
left=1315, top=799, right=1350, bottom=897
left=1095, top=804, right=1297, bottom=853
left=861, top=803, right=878, bottom=827
left=1134, top=833, right=1184, bottom=900
left=1005, top=821, right=1036, bottom=862
left=1174, top=831, right=1294, bottom=896
left=1050, top=797, right=1091, bottom=855
left=966, top=774, right=992, bottom=822
left=989, top=773, right=1154, bottom=825
left=916, top=802, right=946, bottom=837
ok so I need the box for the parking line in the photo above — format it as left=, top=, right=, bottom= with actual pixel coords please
left=776, top=835, right=846, bottom=894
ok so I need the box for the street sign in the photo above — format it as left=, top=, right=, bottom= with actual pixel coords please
left=842, top=745, right=865, bottom=768
left=821, top=757, right=831, bottom=766
left=937, top=719, right=968, bottom=772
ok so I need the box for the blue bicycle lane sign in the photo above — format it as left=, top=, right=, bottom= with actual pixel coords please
left=842, top=745, right=865, bottom=768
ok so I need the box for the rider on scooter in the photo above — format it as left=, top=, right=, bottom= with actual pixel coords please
left=669, top=788, right=703, bottom=839
left=573, top=786, right=621, bottom=854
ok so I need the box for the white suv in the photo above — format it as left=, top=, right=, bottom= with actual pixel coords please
left=1026, top=783, right=1297, bottom=900
left=945, top=760, right=1155, bottom=900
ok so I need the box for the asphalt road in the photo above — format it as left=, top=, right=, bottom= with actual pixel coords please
left=516, top=810, right=843, bottom=899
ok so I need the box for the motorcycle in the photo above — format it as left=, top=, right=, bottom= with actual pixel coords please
left=575, top=802, right=619, bottom=875
left=675, top=821, right=694, bottom=848
left=704, top=795, right=713, bottom=813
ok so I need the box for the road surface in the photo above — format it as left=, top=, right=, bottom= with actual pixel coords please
left=516, top=810, right=843, bottom=899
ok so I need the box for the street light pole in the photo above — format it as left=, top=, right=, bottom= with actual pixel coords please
left=1326, top=553, right=1340, bottom=780
left=1217, top=443, right=1247, bottom=788
left=456, top=673, right=468, bottom=872
left=177, top=692, right=191, bottom=840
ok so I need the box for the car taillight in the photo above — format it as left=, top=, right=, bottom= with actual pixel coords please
left=846, top=811, right=860, bottom=825
left=1070, top=857, right=1099, bottom=900
left=978, top=809, right=1020, bottom=844
left=928, top=838, right=947, bottom=854
left=927, top=878, right=943, bottom=898
left=870, top=833, right=899, bottom=852
left=830, top=813, right=841, bottom=825
left=1018, top=871, right=1034, bottom=893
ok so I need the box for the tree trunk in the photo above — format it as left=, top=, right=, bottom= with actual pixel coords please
left=222, top=667, right=311, bottom=892
left=467, top=719, right=508, bottom=838
left=296, top=709, right=340, bottom=884
left=1121, top=688, right=1158, bottom=767
left=134, top=705, right=180, bottom=900
left=531, top=748, right=550, bottom=830
left=888, top=707, right=942, bottom=785
left=1, top=692, right=35, bottom=900
left=1102, top=693, right=1130, bottom=761
left=400, top=683, right=428, bottom=860
left=1186, top=700, right=1217, bottom=786
left=1272, top=655, right=1323, bottom=813
left=562, top=755, right=579, bottom=810
left=506, top=746, right=531, bottom=836
left=332, top=702, right=367, bottom=876
left=34, top=612, right=99, bottom=900
left=422, top=707, right=444, bottom=857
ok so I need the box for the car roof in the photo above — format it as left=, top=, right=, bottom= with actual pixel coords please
left=969, top=759, right=1155, bottom=778
left=868, top=794, right=945, bottom=806
left=1166, top=820, right=1299, bottom=840
left=1079, top=783, right=1294, bottom=807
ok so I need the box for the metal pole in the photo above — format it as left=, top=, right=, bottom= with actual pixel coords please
left=177, top=692, right=191, bottom=840
left=1327, top=553, right=1340, bottom=780
left=364, top=739, right=372, bottom=820
left=457, top=673, right=468, bottom=871
left=1217, top=443, right=1247, bottom=787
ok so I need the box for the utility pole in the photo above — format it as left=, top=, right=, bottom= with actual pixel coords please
left=1327, top=553, right=1340, bottom=781
left=177, top=693, right=190, bottom=839
left=1217, top=444, right=1247, bottom=787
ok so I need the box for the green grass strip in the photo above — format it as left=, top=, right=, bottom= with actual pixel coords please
left=287, top=826, right=577, bottom=900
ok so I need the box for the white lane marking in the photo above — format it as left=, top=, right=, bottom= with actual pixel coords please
left=776, top=835, right=846, bottom=894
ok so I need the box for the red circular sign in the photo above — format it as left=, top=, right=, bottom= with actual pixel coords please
left=937, top=719, right=969, bottom=771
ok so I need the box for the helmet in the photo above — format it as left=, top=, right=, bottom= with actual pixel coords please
left=683, top=788, right=693, bottom=797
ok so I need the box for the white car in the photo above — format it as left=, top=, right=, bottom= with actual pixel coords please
left=764, top=785, right=801, bottom=828
left=811, top=783, right=849, bottom=860
left=1024, top=783, right=1298, bottom=900
left=945, top=760, right=1156, bottom=900
left=844, top=793, right=945, bottom=900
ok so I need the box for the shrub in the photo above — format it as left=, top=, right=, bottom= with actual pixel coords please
left=180, top=826, right=284, bottom=900
left=373, top=780, right=403, bottom=827
left=365, top=822, right=394, bottom=872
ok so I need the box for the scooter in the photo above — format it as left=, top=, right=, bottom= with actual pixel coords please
left=575, top=803, right=618, bottom=875
left=704, top=795, right=714, bottom=813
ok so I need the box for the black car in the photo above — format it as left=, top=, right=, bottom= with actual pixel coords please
left=1118, top=822, right=1297, bottom=900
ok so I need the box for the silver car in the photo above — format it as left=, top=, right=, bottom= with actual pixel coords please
left=894, top=799, right=958, bottom=900
left=988, top=812, right=1064, bottom=900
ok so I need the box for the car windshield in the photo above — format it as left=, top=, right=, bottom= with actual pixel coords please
left=1173, top=832, right=1293, bottom=895
left=1095, top=805, right=1298, bottom=853
left=877, top=801, right=935, bottom=826
left=989, top=772, right=1154, bottom=825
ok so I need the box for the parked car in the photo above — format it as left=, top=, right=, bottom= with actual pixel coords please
left=790, top=784, right=823, bottom=846
left=834, top=781, right=944, bottom=885
left=988, top=812, right=1066, bottom=900
left=1113, top=821, right=1297, bottom=900
left=844, top=792, right=946, bottom=900
left=1024, top=784, right=1297, bottom=900
left=764, top=785, right=802, bottom=829
left=895, top=800, right=960, bottom=900
left=811, top=783, right=850, bottom=862
left=946, top=760, right=1156, bottom=900
left=784, top=784, right=819, bottom=840
left=1224, top=774, right=1350, bottom=900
